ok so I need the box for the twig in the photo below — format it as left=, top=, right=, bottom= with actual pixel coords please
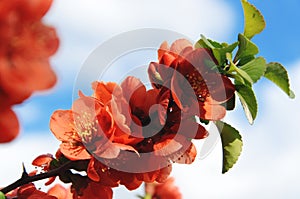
left=0, top=161, right=73, bottom=194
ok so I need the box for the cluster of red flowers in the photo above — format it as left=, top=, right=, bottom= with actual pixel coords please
left=0, top=0, right=293, bottom=198
left=6, top=177, right=180, bottom=199
left=0, top=1, right=235, bottom=197
left=0, top=0, right=59, bottom=143
left=39, top=39, right=235, bottom=198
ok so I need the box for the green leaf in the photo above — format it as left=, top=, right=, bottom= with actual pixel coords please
left=137, top=194, right=152, bottom=199
left=241, top=0, right=266, bottom=39
left=264, top=62, right=295, bottom=98
left=235, top=67, right=253, bottom=85
left=226, top=52, right=253, bottom=85
left=235, top=84, right=258, bottom=124
left=240, top=57, right=266, bottom=83
left=221, top=94, right=236, bottom=110
left=196, top=35, right=238, bottom=66
left=195, top=35, right=223, bottom=49
left=216, top=121, right=243, bottom=174
left=212, top=42, right=238, bottom=66
left=235, top=34, right=259, bottom=62
left=0, top=192, right=5, bottom=199
left=238, top=55, right=255, bottom=66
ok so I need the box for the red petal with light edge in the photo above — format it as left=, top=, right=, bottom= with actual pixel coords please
left=158, top=41, right=170, bottom=61
left=32, top=154, right=53, bottom=166
left=49, top=110, right=79, bottom=142
left=60, top=143, right=91, bottom=161
left=169, top=39, right=192, bottom=55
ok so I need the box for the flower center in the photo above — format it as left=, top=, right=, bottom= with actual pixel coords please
left=74, top=111, right=99, bottom=143
left=185, top=71, right=209, bottom=102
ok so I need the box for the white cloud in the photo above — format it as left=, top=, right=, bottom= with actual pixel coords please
left=43, top=0, right=236, bottom=86
left=0, top=134, right=59, bottom=187
left=46, top=0, right=235, bottom=42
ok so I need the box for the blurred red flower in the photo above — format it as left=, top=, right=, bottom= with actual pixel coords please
left=146, top=177, right=182, bottom=199
left=71, top=181, right=113, bottom=199
left=0, top=108, right=19, bottom=142
left=6, top=183, right=57, bottom=199
left=47, top=184, right=72, bottom=199
left=0, top=0, right=59, bottom=143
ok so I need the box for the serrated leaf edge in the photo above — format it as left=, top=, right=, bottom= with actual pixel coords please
left=264, top=62, right=295, bottom=99
left=216, top=121, right=243, bottom=173
left=241, top=0, right=266, bottom=39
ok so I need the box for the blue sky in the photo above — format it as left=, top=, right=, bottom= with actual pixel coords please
left=14, top=0, right=300, bottom=132
left=1, top=0, right=300, bottom=198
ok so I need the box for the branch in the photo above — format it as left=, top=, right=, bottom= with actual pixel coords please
left=0, top=160, right=74, bottom=194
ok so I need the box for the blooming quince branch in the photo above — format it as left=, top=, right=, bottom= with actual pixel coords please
left=0, top=0, right=295, bottom=198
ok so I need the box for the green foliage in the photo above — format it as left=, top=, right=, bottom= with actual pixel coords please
left=137, top=194, right=152, bottom=199
left=216, top=121, right=243, bottom=174
left=234, top=66, right=253, bottom=85
left=196, top=35, right=238, bottom=67
left=0, top=192, right=5, bottom=199
left=235, top=83, right=258, bottom=124
left=193, top=0, right=294, bottom=173
left=264, top=62, right=295, bottom=98
left=235, top=34, right=258, bottom=63
left=212, top=42, right=239, bottom=66
left=241, top=0, right=266, bottom=39
left=240, top=57, right=266, bottom=84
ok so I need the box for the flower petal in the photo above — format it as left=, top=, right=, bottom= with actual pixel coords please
left=201, top=101, right=226, bottom=120
left=20, top=0, right=53, bottom=20
left=120, top=76, right=146, bottom=109
left=79, top=182, right=113, bottom=199
left=47, top=184, right=72, bottom=199
left=92, top=81, right=119, bottom=104
left=0, top=108, right=19, bottom=143
left=169, top=39, right=192, bottom=55
left=158, top=41, right=169, bottom=61
left=50, top=110, right=79, bottom=142
left=87, top=158, right=120, bottom=187
left=173, top=142, right=197, bottom=164
left=156, top=165, right=172, bottom=183
left=32, top=154, right=53, bottom=166
left=205, top=74, right=235, bottom=103
left=171, top=118, right=209, bottom=139
left=60, top=142, right=91, bottom=161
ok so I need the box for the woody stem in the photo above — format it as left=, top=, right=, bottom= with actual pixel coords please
left=0, top=160, right=74, bottom=194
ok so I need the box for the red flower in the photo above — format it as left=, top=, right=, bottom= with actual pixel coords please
left=47, top=184, right=72, bottom=199
left=71, top=181, right=113, bottom=199
left=50, top=108, right=92, bottom=161
left=148, top=39, right=235, bottom=121
left=50, top=93, right=137, bottom=161
left=92, top=79, right=151, bottom=145
left=0, top=108, right=19, bottom=143
left=87, top=157, right=172, bottom=191
left=6, top=183, right=57, bottom=199
left=32, top=154, right=56, bottom=185
left=0, top=0, right=59, bottom=143
left=148, top=177, right=182, bottom=199
left=87, top=157, right=120, bottom=187
left=50, top=75, right=205, bottom=192
left=171, top=48, right=235, bottom=120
